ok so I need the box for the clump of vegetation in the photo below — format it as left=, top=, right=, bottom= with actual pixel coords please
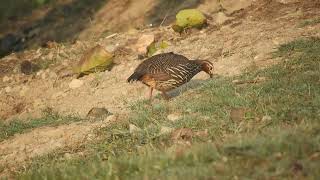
left=298, top=18, right=320, bottom=28
left=0, top=108, right=83, bottom=142
left=15, top=38, right=320, bottom=179
left=172, top=9, right=207, bottom=33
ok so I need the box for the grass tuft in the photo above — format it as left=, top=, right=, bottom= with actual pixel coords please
left=298, top=18, right=320, bottom=28
left=0, top=108, right=83, bottom=142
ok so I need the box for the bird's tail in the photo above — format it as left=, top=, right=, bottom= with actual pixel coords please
left=127, top=72, right=143, bottom=83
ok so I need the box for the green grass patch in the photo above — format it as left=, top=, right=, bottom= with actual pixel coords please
left=0, top=108, right=83, bottom=142
left=14, top=37, right=320, bottom=179
left=298, top=18, right=320, bottom=28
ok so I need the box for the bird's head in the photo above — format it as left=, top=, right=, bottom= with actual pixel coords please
left=196, top=60, right=214, bottom=78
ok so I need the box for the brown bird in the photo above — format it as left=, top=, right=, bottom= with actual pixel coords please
left=127, top=52, right=214, bottom=100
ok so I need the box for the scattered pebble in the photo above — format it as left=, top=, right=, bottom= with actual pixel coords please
left=4, top=86, right=12, bottom=93
left=68, top=79, right=84, bottom=89
left=19, top=86, right=29, bottom=96
left=160, top=126, right=174, bottom=135
left=167, top=113, right=182, bottom=122
left=2, top=76, right=10, bottom=83
left=262, top=115, right=272, bottom=122
left=129, top=124, right=141, bottom=134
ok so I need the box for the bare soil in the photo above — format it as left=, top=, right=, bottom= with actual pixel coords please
left=0, top=0, right=319, bottom=177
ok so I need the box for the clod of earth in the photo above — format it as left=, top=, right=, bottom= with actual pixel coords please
left=20, top=60, right=39, bottom=75
left=171, top=128, right=194, bottom=141
left=86, top=107, right=112, bottom=119
left=230, top=108, right=247, bottom=122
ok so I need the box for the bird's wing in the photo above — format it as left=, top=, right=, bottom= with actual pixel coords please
left=165, top=62, right=201, bottom=80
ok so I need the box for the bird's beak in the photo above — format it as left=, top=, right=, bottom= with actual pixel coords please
left=210, top=74, right=213, bottom=78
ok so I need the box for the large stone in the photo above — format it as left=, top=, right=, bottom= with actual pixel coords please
left=74, top=45, right=114, bottom=76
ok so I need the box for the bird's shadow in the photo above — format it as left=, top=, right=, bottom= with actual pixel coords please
left=166, top=78, right=211, bottom=98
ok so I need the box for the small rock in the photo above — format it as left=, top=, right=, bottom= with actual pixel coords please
left=36, top=70, right=43, bottom=76
left=222, top=156, right=228, bottom=162
left=4, top=86, right=12, bottom=93
left=87, top=133, right=95, bottom=141
left=19, top=86, right=29, bottom=96
left=68, top=79, right=84, bottom=89
left=49, top=71, right=58, bottom=79
left=129, top=124, right=141, bottom=134
left=262, top=115, right=272, bottom=122
left=100, top=115, right=116, bottom=128
left=2, top=76, right=10, bottom=82
left=20, top=60, right=39, bottom=75
left=134, top=34, right=155, bottom=55
left=41, top=71, right=47, bottom=79
left=87, top=107, right=112, bottom=119
left=167, top=113, right=182, bottom=122
left=64, top=153, right=72, bottom=160
left=195, top=129, right=209, bottom=137
left=214, top=12, right=233, bottom=25
left=104, top=45, right=116, bottom=52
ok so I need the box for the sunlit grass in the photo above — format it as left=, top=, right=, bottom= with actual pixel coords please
left=13, top=37, right=320, bottom=179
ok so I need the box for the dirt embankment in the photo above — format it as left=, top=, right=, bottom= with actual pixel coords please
left=0, top=0, right=319, bottom=177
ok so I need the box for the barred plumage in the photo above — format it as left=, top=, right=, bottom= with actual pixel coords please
left=127, top=52, right=214, bottom=100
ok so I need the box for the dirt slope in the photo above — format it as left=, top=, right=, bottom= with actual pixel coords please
left=0, top=0, right=319, bottom=177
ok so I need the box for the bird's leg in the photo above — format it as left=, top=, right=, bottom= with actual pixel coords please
left=149, top=87, right=154, bottom=102
left=161, top=91, right=170, bottom=101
